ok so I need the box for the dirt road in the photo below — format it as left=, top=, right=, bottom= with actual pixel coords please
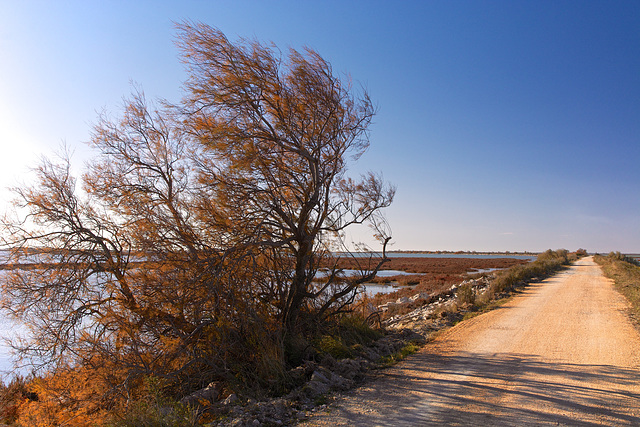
left=304, top=257, right=640, bottom=426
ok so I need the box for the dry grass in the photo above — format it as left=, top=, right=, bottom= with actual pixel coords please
left=488, top=249, right=569, bottom=295
left=330, top=256, right=528, bottom=275
left=594, top=253, right=640, bottom=324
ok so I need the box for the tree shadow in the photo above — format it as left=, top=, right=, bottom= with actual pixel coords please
left=327, top=351, right=640, bottom=426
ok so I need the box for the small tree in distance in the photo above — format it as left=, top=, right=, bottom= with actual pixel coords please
left=0, top=21, right=394, bottom=403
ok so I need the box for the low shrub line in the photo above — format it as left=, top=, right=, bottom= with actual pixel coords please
left=452, top=249, right=575, bottom=315
left=486, top=249, right=571, bottom=295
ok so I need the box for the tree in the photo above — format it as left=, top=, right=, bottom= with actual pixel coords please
left=0, top=22, right=394, bottom=400
left=177, top=22, right=395, bottom=332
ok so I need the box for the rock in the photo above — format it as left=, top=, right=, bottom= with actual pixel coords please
left=363, top=347, right=380, bottom=361
left=223, top=393, right=239, bottom=406
left=396, top=296, right=411, bottom=304
left=400, top=329, right=428, bottom=344
left=378, top=301, right=399, bottom=311
left=410, top=292, right=430, bottom=301
left=179, top=381, right=221, bottom=408
left=313, top=368, right=333, bottom=383
left=301, top=367, right=354, bottom=399
left=329, top=372, right=354, bottom=390
left=320, top=353, right=336, bottom=368
left=302, top=377, right=330, bottom=398
left=288, top=366, right=307, bottom=385
left=334, top=358, right=364, bottom=380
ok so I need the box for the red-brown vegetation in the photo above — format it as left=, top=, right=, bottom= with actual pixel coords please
left=332, top=256, right=528, bottom=275
left=346, top=257, right=529, bottom=314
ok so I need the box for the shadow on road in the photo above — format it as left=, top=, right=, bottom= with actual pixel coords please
left=332, top=352, right=640, bottom=426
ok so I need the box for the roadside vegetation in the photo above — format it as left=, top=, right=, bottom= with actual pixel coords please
left=436, top=249, right=580, bottom=323
left=483, top=249, right=572, bottom=298
left=465, top=249, right=580, bottom=314
left=594, top=252, right=640, bottom=323
left=375, top=249, right=582, bottom=326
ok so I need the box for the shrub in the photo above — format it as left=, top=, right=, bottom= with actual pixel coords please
left=315, top=335, right=352, bottom=360
left=337, top=315, right=383, bottom=345
left=456, top=283, right=475, bottom=306
left=0, top=376, right=34, bottom=424
left=489, top=249, right=568, bottom=294
left=107, top=377, right=196, bottom=427
left=575, top=248, right=588, bottom=258
left=11, top=367, right=113, bottom=427
left=380, top=343, right=419, bottom=366
left=314, top=314, right=383, bottom=361
left=607, top=251, right=640, bottom=266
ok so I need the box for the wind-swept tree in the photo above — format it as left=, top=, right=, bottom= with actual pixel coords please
left=0, top=22, right=394, bottom=404
left=177, top=22, right=395, bottom=332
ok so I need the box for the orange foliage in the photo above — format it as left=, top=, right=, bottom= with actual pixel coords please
left=14, top=366, right=113, bottom=427
left=0, top=22, right=393, bottom=418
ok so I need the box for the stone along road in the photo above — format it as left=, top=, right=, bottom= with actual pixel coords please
left=303, top=257, right=640, bottom=426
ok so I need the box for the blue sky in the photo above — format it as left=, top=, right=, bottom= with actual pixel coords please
left=0, top=0, right=638, bottom=253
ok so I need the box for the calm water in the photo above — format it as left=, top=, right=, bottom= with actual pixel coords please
left=363, top=283, right=401, bottom=295
left=0, top=318, right=26, bottom=379
left=316, top=269, right=413, bottom=278
left=340, top=252, right=538, bottom=261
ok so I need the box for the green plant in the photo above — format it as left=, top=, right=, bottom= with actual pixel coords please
left=380, top=343, right=420, bottom=366
left=108, top=377, right=197, bottom=427
left=315, top=335, right=352, bottom=360
left=456, top=283, right=475, bottom=306
left=337, top=315, right=383, bottom=345
left=311, top=314, right=384, bottom=362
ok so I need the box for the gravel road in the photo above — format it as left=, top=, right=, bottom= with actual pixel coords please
left=303, top=257, right=640, bottom=426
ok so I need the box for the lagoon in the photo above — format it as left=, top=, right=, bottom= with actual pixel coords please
left=341, top=252, right=538, bottom=261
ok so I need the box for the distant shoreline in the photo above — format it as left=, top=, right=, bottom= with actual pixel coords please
left=385, top=250, right=539, bottom=256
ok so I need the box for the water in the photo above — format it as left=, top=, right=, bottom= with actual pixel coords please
left=316, top=269, right=413, bottom=278
left=339, top=252, right=538, bottom=261
left=466, top=267, right=502, bottom=274
left=362, top=283, right=403, bottom=296
left=0, top=318, right=27, bottom=380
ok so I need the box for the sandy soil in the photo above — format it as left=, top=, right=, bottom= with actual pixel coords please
left=303, top=257, right=640, bottom=426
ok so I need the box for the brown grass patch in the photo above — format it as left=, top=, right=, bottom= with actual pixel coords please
left=330, top=256, right=528, bottom=275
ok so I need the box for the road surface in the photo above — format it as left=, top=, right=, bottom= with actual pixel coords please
left=304, top=257, right=640, bottom=426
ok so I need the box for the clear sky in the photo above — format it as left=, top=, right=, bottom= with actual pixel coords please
left=0, top=0, right=638, bottom=253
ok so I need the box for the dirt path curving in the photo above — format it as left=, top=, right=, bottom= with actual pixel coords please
left=303, top=257, right=640, bottom=426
